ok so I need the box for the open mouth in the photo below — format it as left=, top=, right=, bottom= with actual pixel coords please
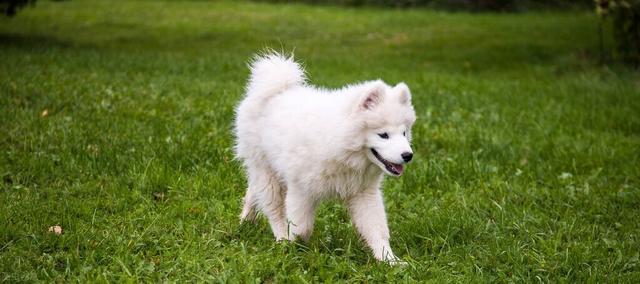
left=371, top=149, right=404, bottom=176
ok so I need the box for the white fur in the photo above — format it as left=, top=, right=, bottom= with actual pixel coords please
left=234, top=52, right=416, bottom=263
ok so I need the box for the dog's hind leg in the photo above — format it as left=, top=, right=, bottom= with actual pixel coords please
left=240, top=188, right=258, bottom=223
left=245, top=164, right=288, bottom=240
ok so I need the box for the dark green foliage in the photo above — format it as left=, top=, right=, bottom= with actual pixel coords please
left=611, top=1, right=640, bottom=66
left=596, top=0, right=640, bottom=67
left=1, top=0, right=36, bottom=16
left=252, top=0, right=592, bottom=10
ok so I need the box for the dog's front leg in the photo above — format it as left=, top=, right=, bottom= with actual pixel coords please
left=347, top=188, right=401, bottom=263
left=285, top=186, right=318, bottom=241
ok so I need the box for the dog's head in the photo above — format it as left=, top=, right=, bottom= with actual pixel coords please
left=357, top=80, right=416, bottom=176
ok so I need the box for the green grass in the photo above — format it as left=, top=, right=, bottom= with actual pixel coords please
left=1, top=0, right=639, bottom=282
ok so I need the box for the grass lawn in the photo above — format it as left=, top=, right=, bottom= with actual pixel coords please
left=1, top=0, right=639, bottom=281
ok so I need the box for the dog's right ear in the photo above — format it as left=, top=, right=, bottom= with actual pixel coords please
left=361, top=82, right=385, bottom=110
left=395, top=82, right=412, bottom=105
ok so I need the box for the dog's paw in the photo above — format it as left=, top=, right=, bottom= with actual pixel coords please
left=381, top=254, right=407, bottom=266
left=387, top=259, right=408, bottom=266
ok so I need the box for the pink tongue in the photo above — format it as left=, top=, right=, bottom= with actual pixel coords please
left=392, top=164, right=404, bottom=174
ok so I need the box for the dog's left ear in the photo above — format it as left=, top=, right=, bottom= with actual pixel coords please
left=395, top=82, right=412, bottom=105
left=361, top=81, right=385, bottom=110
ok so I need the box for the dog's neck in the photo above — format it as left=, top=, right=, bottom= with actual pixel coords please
left=339, top=148, right=380, bottom=175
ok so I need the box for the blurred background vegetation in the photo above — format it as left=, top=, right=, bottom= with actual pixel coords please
left=251, top=0, right=593, bottom=10
left=3, top=0, right=638, bottom=67
left=595, top=0, right=640, bottom=68
left=1, top=0, right=36, bottom=16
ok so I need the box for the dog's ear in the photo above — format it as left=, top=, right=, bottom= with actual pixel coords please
left=361, top=82, right=385, bottom=110
left=395, top=82, right=412, bottom=105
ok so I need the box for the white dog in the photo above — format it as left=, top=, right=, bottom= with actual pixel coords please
left=234, top=52, right=416, bottom=263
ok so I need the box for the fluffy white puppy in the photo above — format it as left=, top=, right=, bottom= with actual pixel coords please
left=234, top=52, right=416, bottom=263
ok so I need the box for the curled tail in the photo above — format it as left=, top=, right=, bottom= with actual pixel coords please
left=246, top=52, right=306, bottom=101
left=234, top=52, right=305, bottom=160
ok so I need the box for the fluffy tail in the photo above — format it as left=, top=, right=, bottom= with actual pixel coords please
left=246, top=52, right=306, bottom=100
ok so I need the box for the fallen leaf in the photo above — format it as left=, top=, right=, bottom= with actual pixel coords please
left=41, top=109, right=49, bottom=117
left=153, top=192, right=165, bottom=201
left=48, top=225, right=63, bottom=235
left=558, top=172, right=573, bottom=180
left=188, top=207, right=203, bottom=214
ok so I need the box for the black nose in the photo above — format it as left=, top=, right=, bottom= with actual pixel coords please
left=401, top=152, right=413, bottom=163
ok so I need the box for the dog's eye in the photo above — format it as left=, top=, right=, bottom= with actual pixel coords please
left=378, top=133, right=389, bottom=139
left=403, top=131, right=406, bottom=136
